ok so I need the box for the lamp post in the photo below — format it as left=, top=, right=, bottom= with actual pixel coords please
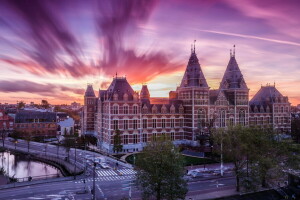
left=14, top=140, right=18, bottom=150
left=73, top=140, right=77, bottom=179
left=220, top=129, right=224, bottom=177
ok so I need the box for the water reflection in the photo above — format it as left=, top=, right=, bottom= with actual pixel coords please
left=0, top=151, right=62, bottom=180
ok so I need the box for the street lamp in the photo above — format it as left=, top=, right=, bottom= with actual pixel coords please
left=14, top=140, right=18, bottom=150
left=74, top=141, right=77, bottom=180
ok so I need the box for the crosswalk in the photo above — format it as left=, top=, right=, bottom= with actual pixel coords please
left=96, top=170, right=118, bottom=176
left=96, top=169, right=136, bottom=177
left=74, top=168, right=137, bottom=183
left=74, top=175, right=135, bottom=183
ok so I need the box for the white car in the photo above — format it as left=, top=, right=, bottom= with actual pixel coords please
left=99, top=162, right=110, bottom=169
left=191, top=171, right=204, bottom=178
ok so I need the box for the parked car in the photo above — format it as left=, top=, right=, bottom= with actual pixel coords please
left=191, top=171, right=204, bottom=178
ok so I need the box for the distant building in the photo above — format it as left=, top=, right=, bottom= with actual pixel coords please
left=14, top=110, right=57, bottom=136
left=0, top=110, right=14, bottom=131
left=81, top=45, right=291, bottom=154
left=58, top=117, right=75, bottom=135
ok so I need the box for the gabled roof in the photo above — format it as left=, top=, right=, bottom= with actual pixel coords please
left=220, top=55, right=248, bottom=90
left=179, top=48, right=208, bottom=88
left=84, top=85, right=96, bottom=97
left=250, top=85, right=285, bottom=105
left=106, top=77, right=135, bottom=100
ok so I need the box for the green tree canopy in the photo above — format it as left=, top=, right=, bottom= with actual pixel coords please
left=17, top=101, right=25, bottom=109
left=113, top=129, right=123, bottom=153
left=135, top=136, right=188, bottom=200
left=41, top=99, right=50, bottom=109
left=212, top=125, right=299, bottom=192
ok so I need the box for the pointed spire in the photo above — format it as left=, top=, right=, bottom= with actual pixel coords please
left=233, top=45, right=236, bottom=57
left=220, top=51, right=248, bottom=90
left=193, top=40, right=196, bottom=53
left=85, top=84, right=96, bottom=97
left=140, top=85, right=150, bottom=99
left=179, top=43, right=208, bottom=88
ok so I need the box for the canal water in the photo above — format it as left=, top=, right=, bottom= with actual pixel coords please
left=0, top=151, right=62, bottom=181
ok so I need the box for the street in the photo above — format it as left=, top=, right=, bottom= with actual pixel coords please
left=1, top=138, right=236, bottom=199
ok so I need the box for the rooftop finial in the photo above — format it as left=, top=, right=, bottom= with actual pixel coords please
left=233, top=44, right=236, bottom=57
left=230, top=49, right=232, bottom=57
left=191, top=44, right=193, bottom=54
left=194, top=40, right=196, bottom=53
left=116, top=72, right=118, bottom=78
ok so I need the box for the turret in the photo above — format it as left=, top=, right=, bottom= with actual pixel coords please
left=140, top=85, right=150, bottom=99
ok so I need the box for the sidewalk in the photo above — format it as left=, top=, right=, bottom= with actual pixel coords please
left=186, top=185, right=238, bottom=200
left=186, top=163, right=234, bottom=171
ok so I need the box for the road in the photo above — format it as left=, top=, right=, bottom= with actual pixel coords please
left=1, top=138, right=236, bottom=199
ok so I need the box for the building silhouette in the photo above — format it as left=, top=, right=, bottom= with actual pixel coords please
left=81, top=46, right=291, bottom=153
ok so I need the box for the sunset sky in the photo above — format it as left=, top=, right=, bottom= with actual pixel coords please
left=0, top=0, right=299, bottom=105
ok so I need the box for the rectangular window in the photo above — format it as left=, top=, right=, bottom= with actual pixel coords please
left=229, top=118, right=234, bottom=126
left=179, top=118, right=184, bottom=127
left=133, top=106, right=138, bottom=114
left=143, top=119, right=147, bottom=129
left=171, top=118, right=175, bottom=128
left=123, top=106, right=129, bottom=114
left=113, top=120, right=118, bottom=130
left=162, top=119, right=166, bottom=128
left=153, top=119, right=157, bottom=128
left=142, top=134, right=147, bottom=143
left=123, top=120, right=128, bottom=130
left=124, top=135, right=128, bottom=144
left=133, top=135, right=138, bottom=144
left=133, top=120, right=138, bottom=129
left=113, top=106, right=118, bottom=114
left=171, top=132, right=175, bottom=141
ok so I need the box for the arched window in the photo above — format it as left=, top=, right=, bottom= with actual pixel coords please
left=113, top=105, right=119, bottom=114
left=219, top=110, right=226, bottom=127
left=133, top=105, right=138, bottom=114
left=198, top=109, right=206, bottom=127
left=239, top=109, right=246, bottom=126
left=123, top=105, right=129, bottom=114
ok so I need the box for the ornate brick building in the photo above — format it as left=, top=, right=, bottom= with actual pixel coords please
left=81, top=46, right=291, bottom=154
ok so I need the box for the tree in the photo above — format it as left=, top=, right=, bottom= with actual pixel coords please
left=41, top=100, right=50, bottom=109
left=291, top=117, right=300, bottom=143
left=85, top=135, right=97, bottom=146
left=24, top=131, right=33, bottom=153
left=1, top=129, right=7, bottom=147
left=63, top=137, right=74, bottom=161
left=64, top=128, right=67, bottom=135
left=10, top=130, right=20, bottom=150
left=17, top=101, right=25, bottom=109
left=212, top=125, right=298, bottom=192
left=113, top=129, right=123, bottom=153
left=135, top=136, right=188, bottom=200
left=212, top=126, right=249, bottom=192
left=69, top=127, right=74, bottom=135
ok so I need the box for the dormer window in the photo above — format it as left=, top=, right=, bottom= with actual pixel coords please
left=152, top=105, right=157, bottom=114
left=170, top=105, right=175, bottom=114
left=161, top=105, right=167, bottom=114
left=113, top=93, right=118, bottom=101
left=179, top=105, right=184, bottom=113
left=142, top=105, right=148, bottom=114
left=123, top=93, right=128, bottom=101
left=133, top=93, right=138, bottom=101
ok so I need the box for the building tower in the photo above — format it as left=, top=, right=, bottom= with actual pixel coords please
left=177, top=43, right=210, bottom=143
left=219, top=46, right=249, bottom=126
left=82, top=84, right=97, bottom=135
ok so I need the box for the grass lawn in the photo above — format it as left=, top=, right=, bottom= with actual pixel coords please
left=125, top=153, right=217, bottom=166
